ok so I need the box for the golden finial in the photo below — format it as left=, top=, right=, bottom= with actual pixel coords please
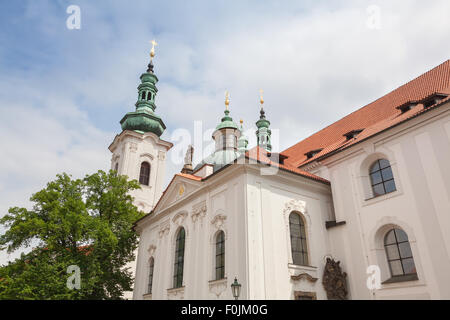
left=259, top=89, right=264, bottom=107
left=240, top=119, right=243, bottom=124
left=225, top=90, right=230, bottom=110
left=150, top=39, right=158, bottom=60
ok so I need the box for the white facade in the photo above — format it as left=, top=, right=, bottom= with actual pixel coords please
left=109, top=130, right=173, bottom=213
left=307, top=101, right=450, bottom=300
left=133, top=163, right=333, bottom=300
left=127, top=100, right=450, bottom=300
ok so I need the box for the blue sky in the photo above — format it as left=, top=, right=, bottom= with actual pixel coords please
left=1, top=0, right=450, bottom=264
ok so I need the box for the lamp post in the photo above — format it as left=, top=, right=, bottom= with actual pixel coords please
left=231, top=277, right=241, bottom=300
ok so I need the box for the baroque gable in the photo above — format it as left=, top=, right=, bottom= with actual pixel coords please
left=154, top=175, right=202, bottom=213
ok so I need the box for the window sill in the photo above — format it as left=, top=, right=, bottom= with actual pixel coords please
left=362, top=189, right=402, bottom=207
left=288, top=264, right=317, bottom=272
left=382, top=274, right=418, bottom=285
left=167, top=286, right=185, bottom=292
left=209, top=278, right=227, bottom=284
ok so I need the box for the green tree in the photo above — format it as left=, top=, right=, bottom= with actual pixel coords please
left=0, top=170, right=143, bottom=299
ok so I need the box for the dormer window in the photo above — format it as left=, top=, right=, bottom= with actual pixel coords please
left=396, top=101, right=418, bottom=114
left=268, top=152, right=288, bottom=165
left=304, top=148, right=323, bottom=159
left=343, top=129, right=364, bottom=141
left=421, top=93, right=448, bottom=109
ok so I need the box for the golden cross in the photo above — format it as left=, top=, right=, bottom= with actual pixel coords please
left=225, top=90, right=230, bottom=110
left=150, top=39, right=158, bottom=59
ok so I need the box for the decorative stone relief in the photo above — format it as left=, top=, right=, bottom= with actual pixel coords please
left=191, top=201, right=207, bottom=223
left=129, top=142, right=138, bottom=153
left=158, top=150, right=166, bottom=161
left=172, top=211, right=188, bottom=227
left=322, top=257, right=348, bottom=300
left=291, top=272, right=318, bottom=283
left=208, top=279, right=227, bottom=298
left=175, top=183, right=187, bottom=201
left=158, top=221, right=170, bottom=238
left=211, top=214, right=227, bottom=230
left=283, top=199, right=309, bottom=228
left=139, top=153, right=154, bottom=160
left=147, top=244, right=156, bottom=257
left=167, top=287, right=185, bottom=300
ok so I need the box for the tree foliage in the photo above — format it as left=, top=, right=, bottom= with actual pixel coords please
left=0, top=170, right=143, bottom=299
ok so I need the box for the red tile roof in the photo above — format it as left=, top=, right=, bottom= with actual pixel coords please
left=245, top=147, right=330, bottom=184
left=176, top=173, right=203, bottom=181
left=282, top=60, right=450, bottom=167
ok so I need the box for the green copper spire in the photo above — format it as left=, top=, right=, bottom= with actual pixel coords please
left=256, top=90, right=272, bottom=151
left=193, top=91, right=241, bottom=172
left=216, top=91, right=239, bottom=130
left=238, top=119, right=249, bottom=153
left=120, top=40, right=166, bottom=137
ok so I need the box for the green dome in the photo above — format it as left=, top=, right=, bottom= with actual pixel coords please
left=216, top=110, right=239, bottom=130
left=119, top=60, right=166, bottom=137
left=120, top=108, right=166, bottom=137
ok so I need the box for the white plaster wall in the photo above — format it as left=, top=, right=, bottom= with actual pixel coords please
left=314, top=104, right=450, bottom=299
left=245, top=167, right=333, bottom=300
left=133, top=168, right=248, bottom=300
left=110, top=131, right=171, bottom=213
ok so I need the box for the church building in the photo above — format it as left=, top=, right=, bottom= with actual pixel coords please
left=109, top=44, right=450, bottom=300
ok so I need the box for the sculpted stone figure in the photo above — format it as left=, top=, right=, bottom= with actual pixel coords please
left=181, top=145, right=194, bottom=174
left=322, top=257, right=348, bottom=300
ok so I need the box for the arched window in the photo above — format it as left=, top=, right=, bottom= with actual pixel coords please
left=147, top=92, right=152, bottom=101
left=139, top=162, right=150, bottom=186
left=173, top=228, right=185, bottom=288
left=384, top=228, right=416, bottom=277
left=289, top=212, right=308, bottom=266
left=141, top=91, right=146, bottom=100
left=215, top=231, right=225, bottom=280
left=147, top=257, right=154, bottom=294
left=370, top=159, right=396, bottom=197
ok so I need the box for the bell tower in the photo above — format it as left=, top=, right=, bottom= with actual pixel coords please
left=109, top=40, right=173, bottom=212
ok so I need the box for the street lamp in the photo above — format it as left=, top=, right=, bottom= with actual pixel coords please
left=231, top=277, right=241, bottom=300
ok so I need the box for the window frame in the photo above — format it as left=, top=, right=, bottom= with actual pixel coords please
left=147, top=257, right=154, bottom=294
left=173, top=228, right=186, bottom=288
left=289, top=212, right=309, bottom=266
left=369, top=159, right=396, bottom=197
left=384, top=228, right=417, bottom=279
left=215, top=231, right=225, bottom=280
left=139, top=161, right=151, bottom=186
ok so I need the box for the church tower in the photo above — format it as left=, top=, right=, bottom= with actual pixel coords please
left=237, top=119, right=249, bottom=154
left=256, top=90, right=272, bottom=151
left=109, top=41, right=173, bottom=212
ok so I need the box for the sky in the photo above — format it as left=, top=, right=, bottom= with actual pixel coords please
left=1, top=0, right=450, bottom=264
